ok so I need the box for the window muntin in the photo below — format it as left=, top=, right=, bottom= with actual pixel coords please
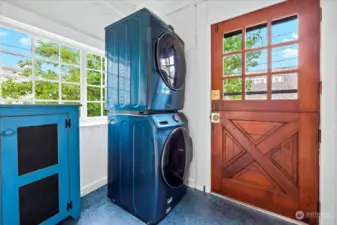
left=0, top=26, right=106, bottom=118
left=222, top=15, right=299, bottom=101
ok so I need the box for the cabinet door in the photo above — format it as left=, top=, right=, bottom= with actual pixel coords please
left=1, top=114, right=70, bottom=225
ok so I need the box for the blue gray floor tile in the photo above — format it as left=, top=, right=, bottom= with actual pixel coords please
left=62, top=185, right=294, bottom=225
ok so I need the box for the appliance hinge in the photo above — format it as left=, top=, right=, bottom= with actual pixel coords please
left=67, top=201, right=73, bottom=211
left=318, top=129, right=321, bottom=144
left=65, top=119, right=71, bottom=128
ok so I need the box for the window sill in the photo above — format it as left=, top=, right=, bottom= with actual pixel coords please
left=80, top=116, right=108, bottom=127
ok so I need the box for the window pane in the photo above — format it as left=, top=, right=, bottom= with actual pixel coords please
left=103, top=108, right=107, bottom=116
left=61, top=65, right=80, bottom=83
left=1, top=76, right=33, bottom=100
left=246, top=49, right=267, bottom=74
left=61, top=46, right=80, bottom=65
left=87, top=86, right=101, bottom=101
left=102, top=72, right=105, bottom=86
left=35, top=39, right=59, bottom=61
left=246, top=24, right=267, bottom=49
left=223, top=54, right=242, bottom=76
left=272, top=73, right=297, bottom=99
left=35, top=101, right=59, bottom=105
left=87, top=70, right=101, bottom=85
left=35, top=81, right=59, bottom=100
left=0, top=52, right=32, bottom=70
left=272, top=44, right=298, bottom=71
left=3, top=101, right=33, bottom=104
left=102, top=87, right=105, bottom=101
left=87, top=53, right=101, bottom=70
left=62, top=83, right=80, bottom=100
left=87, top=103, right=101, bottom=117
left=0, top=27, right=32, bottom=55
left=103, top=58, right=106, bottom=71
left=223, top=78, right=242, bottom=100
left=35, top=60, right=59, bottom=80
left=272, top=15, right=298, bottom=44
left=246, top=76, right=267, bottom=100
left=224, top=30, right=242, bottom=53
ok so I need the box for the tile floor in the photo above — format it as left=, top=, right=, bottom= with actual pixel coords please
left=62, top=185, right=294, bottom=225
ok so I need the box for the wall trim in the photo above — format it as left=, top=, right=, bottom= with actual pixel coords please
left=81, top=177, right=107, bottom=197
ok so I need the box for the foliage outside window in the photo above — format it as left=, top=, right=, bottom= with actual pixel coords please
left=0, top=26, right=106, bottom=117
left=86, top=53, right=106, bottom=117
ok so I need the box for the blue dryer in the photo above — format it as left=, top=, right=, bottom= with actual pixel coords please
left=107, top=113, right=192, bottom=224
left=105, top=8, right=186, bottom=112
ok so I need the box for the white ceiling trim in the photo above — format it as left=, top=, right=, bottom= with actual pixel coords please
left=88, top=0, right=126, bottom=17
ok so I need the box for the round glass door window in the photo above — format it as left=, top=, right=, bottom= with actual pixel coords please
left=161, top=127, right=189, bottom=188
left=156, top=32, right=186, bottom=90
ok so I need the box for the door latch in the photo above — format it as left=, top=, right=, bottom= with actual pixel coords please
left=1, top=129, right=15, bottom=137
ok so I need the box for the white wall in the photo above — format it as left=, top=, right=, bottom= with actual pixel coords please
left=80, top=124, right=108, bottom=196
left=167, top=0, right=337, bottom=224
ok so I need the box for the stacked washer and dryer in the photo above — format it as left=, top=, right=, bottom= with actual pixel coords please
left=105, top=8, right=192, bottom=225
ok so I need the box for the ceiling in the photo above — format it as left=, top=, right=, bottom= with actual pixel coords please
left=4, top=0, right=204, bottom=42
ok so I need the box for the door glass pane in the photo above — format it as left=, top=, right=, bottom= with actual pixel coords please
left=246, top=23, right=267, bottom=49
left=246, top=76, right=267, bottom=100
left=223, top=30, right=242, bottom=53
left=272, top=15, right=298, bottom=44
left=272, top=44, right=298, bottom=71
left=223, top=78, right=242, bottom=100
left=223, top=54, right=242, bottom=76
left=162, top=128, right=186, bottom=188
left=246, top=49, right=267, bottom=74
left=272, top=73, right=298, bottom=99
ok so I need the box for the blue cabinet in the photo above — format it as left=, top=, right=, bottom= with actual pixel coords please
left=0, top=105, right=80, bottom=225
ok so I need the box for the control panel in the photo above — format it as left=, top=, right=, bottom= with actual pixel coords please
left=151, top=113, right=183, bottom=128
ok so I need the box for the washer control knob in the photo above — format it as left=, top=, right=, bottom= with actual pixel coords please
left=173, top=114, right=180, bottom=122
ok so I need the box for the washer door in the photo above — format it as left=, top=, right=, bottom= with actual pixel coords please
left=161, top=127, right=190, bottom=188
left=156, top=32, right=186, bottom=91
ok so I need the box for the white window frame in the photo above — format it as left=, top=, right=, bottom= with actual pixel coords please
left=0, top=17, right=107, bottom=121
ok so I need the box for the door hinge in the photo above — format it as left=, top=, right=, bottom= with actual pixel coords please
left=67, top=201, right=73, bottom=211
left=213, top=103, right=219, bottom=112
left=320, top=7, right=322, bottom=22
left=318, top=129, right=321, bottom=143
left=319, top=81, right=322, bottom=94
left=65, top=119, right=71, bottom=128
left=317, top=200, right=320, bottom=212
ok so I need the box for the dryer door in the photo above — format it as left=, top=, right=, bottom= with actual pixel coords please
left=156, top=32, right=186, bottom=91
left=161, top=127, right=191, bottom=188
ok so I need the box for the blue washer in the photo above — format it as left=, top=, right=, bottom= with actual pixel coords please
left=107, top=113, right=192, bottom=224
left=105, top=8, right=186, bottom=112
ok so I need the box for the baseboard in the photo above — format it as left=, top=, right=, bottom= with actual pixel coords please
left=186, top=178, right=196, bottom=188
left=81, top=177, right=107, bottom=196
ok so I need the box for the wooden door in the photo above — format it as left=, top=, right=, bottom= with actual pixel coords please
left=211, top=0, right=320, bottom=224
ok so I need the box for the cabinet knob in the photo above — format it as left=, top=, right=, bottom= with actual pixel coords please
left=1, top=129, right=15, bottom=137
